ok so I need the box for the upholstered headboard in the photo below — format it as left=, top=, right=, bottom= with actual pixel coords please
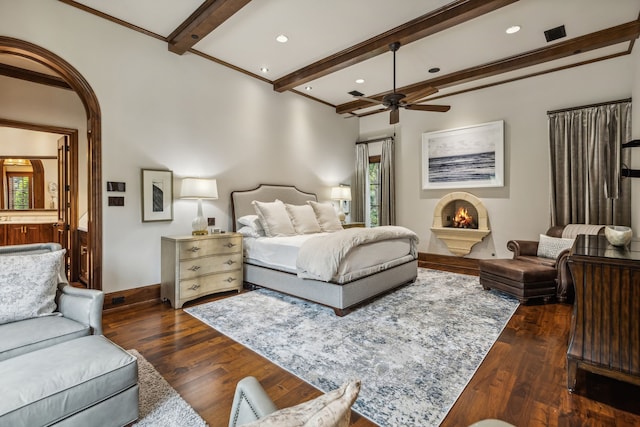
left=231, top=184, right=318, bottom=230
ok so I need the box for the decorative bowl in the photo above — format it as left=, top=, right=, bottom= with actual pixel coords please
left=604, top=225, right=633, bottom=247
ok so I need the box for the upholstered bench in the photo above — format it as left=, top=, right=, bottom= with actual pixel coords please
left=0, top=334, right=139, bottom=426
left=479, top=258, right=557, bottom=303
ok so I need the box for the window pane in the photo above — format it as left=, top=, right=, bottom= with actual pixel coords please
left=9, top=176, right=31, bottom=210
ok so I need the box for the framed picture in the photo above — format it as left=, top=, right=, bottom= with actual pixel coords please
left=421, top=120, right=504, bottom=190
left=141, top=169, right=173, bottom=222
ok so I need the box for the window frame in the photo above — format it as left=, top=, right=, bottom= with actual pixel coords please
left=368, top=155, right=381, bottom=227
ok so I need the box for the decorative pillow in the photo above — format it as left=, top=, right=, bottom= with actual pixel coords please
left=237, top=226, right=263, bottom=238
left=285, top=204, right=322, bottom=234
left=252, top=200, right=296, bottom=237
left=238, top=215, right=264, bottom=232
left=0, top=250, right=65, bottom=325
left=308, top=201, right=343, bottom=232
left=537, top=234, right=574, bottom=259
left=244, top=379, right=361, bottom=427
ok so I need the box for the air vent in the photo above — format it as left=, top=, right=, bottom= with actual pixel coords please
left=348, top=90, right=364, bottom=97
left=544, top=25, right=566, bottom=42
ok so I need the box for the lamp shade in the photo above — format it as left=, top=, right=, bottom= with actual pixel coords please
left=331, top=186, right=352, bottom=201
left=180, top=178, right=218, bottom=199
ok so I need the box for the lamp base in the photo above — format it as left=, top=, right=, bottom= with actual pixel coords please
left=192, top=230, right=208, bottom=236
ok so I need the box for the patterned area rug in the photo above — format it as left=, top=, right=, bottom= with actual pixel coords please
left=130, top=349, right=207, bottom=427
left=185, top=268, right=518, bottom=426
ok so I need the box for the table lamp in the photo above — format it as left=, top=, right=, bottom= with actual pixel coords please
left=180, top=178, right=218, bottom=235
left=331, top=186, right=352, bottom=223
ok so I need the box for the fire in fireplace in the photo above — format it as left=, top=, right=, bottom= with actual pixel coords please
left=452, top=207, right=477, bottom=229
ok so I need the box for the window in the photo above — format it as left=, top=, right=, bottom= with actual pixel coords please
left=6, top=172, right=33, bottom=210
left=368, top=155, right=380, bottom=227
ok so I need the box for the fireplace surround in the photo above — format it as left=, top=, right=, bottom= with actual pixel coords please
left=431, top=192, right=490, bottom=255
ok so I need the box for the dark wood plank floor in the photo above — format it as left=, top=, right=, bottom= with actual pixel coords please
left=103, top=288, right=640, bottom=427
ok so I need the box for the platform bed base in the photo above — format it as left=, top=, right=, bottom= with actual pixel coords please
left=243, top=260, right=418, bottom=316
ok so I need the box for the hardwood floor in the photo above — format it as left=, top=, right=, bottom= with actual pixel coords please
left=103, top=287, right=640, bottom=427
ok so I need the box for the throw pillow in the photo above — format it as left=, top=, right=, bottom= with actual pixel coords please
left=252, top=200, right=296, bottom=237
left=308, top=201, right=343, bottom=233
left=536, top=234, right=574, bottom=259
left=238, top=215, right=265, bottom=233
left=244, top=379, right=361, bottom=427
left=237, top=226, right=263, bottom=238
left=0, top=249, right=65, bottom=324
left=285, top=204, right=322, bottom=234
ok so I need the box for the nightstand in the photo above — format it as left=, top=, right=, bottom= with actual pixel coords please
left=343, top=222, right=365, bottom=228
left=161, top=233, right=243, bottom=309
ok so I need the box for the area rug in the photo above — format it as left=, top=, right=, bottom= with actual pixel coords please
left=130, top=349, right=207, bottom=427
left=185, top=268, right=519, bottom=427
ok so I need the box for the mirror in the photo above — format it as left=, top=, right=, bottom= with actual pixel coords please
left=1, top=157, right=58, bottom=210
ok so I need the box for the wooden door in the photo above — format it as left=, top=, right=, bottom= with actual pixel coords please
left=56, top=136, right=70, bottom=279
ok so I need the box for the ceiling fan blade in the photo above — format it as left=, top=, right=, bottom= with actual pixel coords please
left=403, top=87, right=439, bottom=104
left=390, top=108, right=400, bottom=124
left=405, top=104, right=451, bottom=112
left=354, top=95, right=383, bottom=105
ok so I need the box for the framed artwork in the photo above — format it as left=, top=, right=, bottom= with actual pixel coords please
left=421, top=120, right=504, bottom=190
left=141, top=169, right=173, bottom=222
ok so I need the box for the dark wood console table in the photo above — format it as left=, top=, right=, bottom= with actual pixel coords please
left=567, top=234, right=640, bottom=391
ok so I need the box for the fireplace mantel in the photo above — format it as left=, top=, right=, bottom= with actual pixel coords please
left=431, top=192, right=490, bottom=256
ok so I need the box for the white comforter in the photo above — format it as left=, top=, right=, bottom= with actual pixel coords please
left=296, top=226, right=418, bottom=281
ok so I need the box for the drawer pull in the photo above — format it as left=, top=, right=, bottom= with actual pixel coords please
left=225, top=277, right=237, bottom=283
left=188, top=265, right=201, bottom=271
left=224, top=242, right=237, bottom=248
left=224, top=259, right=236, bottom=266
left=188, top=246, right=201, bottom=253
left=188, top=283, right=201, bottom=291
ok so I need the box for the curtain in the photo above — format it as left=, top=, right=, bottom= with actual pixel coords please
left=548, top=100, right=631, bottom=226
left=379, top=138, right=396, bottom=225
left=351, top=143, right=369, bottom=222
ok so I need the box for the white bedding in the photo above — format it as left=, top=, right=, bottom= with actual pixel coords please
left=243, top=227, right=417, bottom=283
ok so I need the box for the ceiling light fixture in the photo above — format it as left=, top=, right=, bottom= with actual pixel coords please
left=276, top=34, right=288, bottom=43
left=304, top=86, right=312, bottom=91
left=355, top=78, right=365, bottom=84
left=506, top=25, right=521, bottom=34
left=428, top=67, right=440, bottom=73
left=260, top=67, right=269, bottom=73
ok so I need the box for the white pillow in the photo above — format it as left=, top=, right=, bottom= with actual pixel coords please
left=237, top=215, right=265, bottom=236
left=308, top=201, right=343, bottom=232
left=0, top=250, right=65, bottom=324
left=252, top=200, right=296, bottom=237
left=285, top=204, right=322, bottom=234
left=237, top=226, right=263, bottom=238
left=537, top=234, right=574, bottom=259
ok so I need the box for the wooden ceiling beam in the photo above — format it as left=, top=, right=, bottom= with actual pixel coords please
left=0, top=63, right=71, bottom=90
left=168, top=0, right=252, bottom=55
left=272, top=0, right=519, bottom=93
left=336, top=19, right=640, bottom=114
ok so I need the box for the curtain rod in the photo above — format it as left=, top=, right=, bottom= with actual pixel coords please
left=355, top=135, right=394, bottom=145
left=547, top=97, right=631, bottom=115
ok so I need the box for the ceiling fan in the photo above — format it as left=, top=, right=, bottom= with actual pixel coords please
left=353, top=41, right=450, bottom=124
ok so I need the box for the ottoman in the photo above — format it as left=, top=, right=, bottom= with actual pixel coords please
left=479, top=258, right=557, bottom=303
left=0, top=334, right=139, bottom=426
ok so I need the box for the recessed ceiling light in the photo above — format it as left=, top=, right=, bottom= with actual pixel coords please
left=428, top=67, right=440, bottom=73
left=355, top=78, right=365, bottom=84
left=506, top=25, right=521, bottom=34
left=260, top=67, right=269, bottom=73
left=304, top=86, right=312, bottom=91
left=276, top=34, right=289, bottom=43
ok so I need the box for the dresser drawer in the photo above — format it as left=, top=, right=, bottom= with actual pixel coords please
left=179, top=253, right=242, bottom=280
left=179, top=270, right=242, bottom=298
left=178, top=236, right=241, bottom=260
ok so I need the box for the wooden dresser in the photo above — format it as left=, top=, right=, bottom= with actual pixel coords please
left=161, top=233, right=243, bottom=309
left=567, top=234, right=640, bottom=391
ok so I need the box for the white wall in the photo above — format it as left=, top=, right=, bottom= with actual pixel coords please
left=359, top=55, right=635, bottom=258
left=0, top=0, right=358, bottom=292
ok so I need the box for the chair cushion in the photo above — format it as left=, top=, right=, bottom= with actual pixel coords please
left=0, top=316, right=90, bottom=361
left=244, top=379, right=360, bottom=427
left=0, top=335, right=137, bottom=426
left=480, top=259, right=557, bottom=283
left=0, top=250, right=65, bottom=324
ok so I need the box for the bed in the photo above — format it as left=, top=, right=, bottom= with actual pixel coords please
left=231, top=184, right=418, bottom=315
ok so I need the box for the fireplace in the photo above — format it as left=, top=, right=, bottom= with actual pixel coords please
left=431, top=192, right=490, bottom=256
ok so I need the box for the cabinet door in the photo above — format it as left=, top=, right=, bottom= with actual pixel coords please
left=37, top=223, right=54, bottom=243
left=7, top=225, right=28, bottom=245
left=0, top=224, right=5, bottom=245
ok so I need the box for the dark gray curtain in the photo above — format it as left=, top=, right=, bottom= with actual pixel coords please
left=379, top=138, right=396, bottom=225
left=352, top=143, right=369, bottom=222
left=548, top=100, right=631, bottom=226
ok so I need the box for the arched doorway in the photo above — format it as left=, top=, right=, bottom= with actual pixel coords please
left=0, top=36, right=102, bottom=290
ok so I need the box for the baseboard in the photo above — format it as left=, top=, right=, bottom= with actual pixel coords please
left=103, top=284, right=161, bottom=311
left=418, top=252, right=480, bottom=276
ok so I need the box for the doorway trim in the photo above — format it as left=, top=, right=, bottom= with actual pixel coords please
left=0, top=36, right=103, bottom=290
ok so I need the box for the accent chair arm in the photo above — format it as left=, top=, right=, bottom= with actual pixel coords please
left=228, top=376, right=278, bottom=427
left=506, top=240, right=539, bottom=258
left=555, top=249, right=574, bottom=302
left=57, top=283, right=105, bottom=335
